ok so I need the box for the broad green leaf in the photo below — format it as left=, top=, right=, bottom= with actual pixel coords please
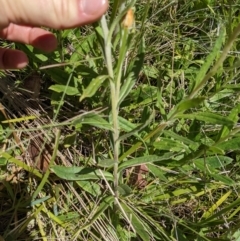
left=153, top=138, right=189, bottom=152
left=176, top=97, right=205, bottom=112
left=176, top=112, right=234, bottom=127
left=208, top=145, right=225, bottom=155
left=98, top=159, right=114, bottom=168
left=211, top=173, right=235, bottom=185
left=73, top=113, right=113, bottom=131
left=148, top=164, right=168, bottom=182
left=58, top=212, right=80, bottom=222
left=194, top=156, right=233, bottom=170
left=80, top=75, right=108, bottom=102
left=51, top=166, right=113, bottom=181
left=163, top=130, right=199, bottom=150
left=118, top=184, right=132, bottom=197
left=209, top=89, right=235, bottom=102
left=49, top=85, right=80, bottom=96
left=118, top=153, right=175, bottom=173
left=216, top=137, right=240, bottom=151
left=76, top=180, right=101, bottom=196
left=121, top=202, right=151, bottom=241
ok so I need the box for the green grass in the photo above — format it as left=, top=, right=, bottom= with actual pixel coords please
left=1, top=0, right=240, bottom=240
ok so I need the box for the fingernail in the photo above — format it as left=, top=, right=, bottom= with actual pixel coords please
left=81, top=0, right=107, bottom=16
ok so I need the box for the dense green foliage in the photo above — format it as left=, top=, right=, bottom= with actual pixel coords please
left=1, top=0, right=240, bottom=240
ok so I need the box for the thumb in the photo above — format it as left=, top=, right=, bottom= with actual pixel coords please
left=0, top=0, right=108, bottom=29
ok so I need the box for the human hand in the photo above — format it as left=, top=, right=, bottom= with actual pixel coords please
left=0, top=0, right=108, bottom=69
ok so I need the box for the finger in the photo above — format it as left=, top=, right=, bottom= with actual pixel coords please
left=0, top=24, right=58, bottom=52
left=0, top=0, right=108, bottom=29
left=0, top=48, right=28, bottom=69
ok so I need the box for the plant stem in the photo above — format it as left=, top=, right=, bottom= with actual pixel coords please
left=101, top=16, right=120, bottom=200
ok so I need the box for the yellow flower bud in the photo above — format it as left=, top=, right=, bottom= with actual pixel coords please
left=122, top=8, right=134, bottom=29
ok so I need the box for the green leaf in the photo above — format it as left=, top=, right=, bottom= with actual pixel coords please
left=192, top=27, right=225, bottom=90
left=73, top=113, right=113, bottom=131
left=118, top=116, right=137, bottom=132
left=176, top=112, right=234, bottom=127
left=176, top=97, right=205, bottom=112
left=148, top=164, right=168, bottom=182
left=118, top=72, right=135, bottom=105
left=98, top=159, right=115, bottom=168
left=211, top=174, right=235, bottom=185
left=217, top=104, right=240, bottom=140
left=153, top=138, right=189, bottom=152
left=121, top=202, right=151, bottom=241
left=200, top=197, right=240, bottom=225
left=118, top=109, right=155, bottom=142
left=0, top=157, right=7, bottom=166
left=209, top=89, right=234, bottom=102
left=63, top=132, right=77, bottom=148
left=80, top=75, right=108, bottom=102
left=118, top=153, right=175, bottom=173
left=81, top=195, right=114, bottom=230
left=51, top=166, right=113, bottom=181
left=58, top=212, right=80, bottom=222
left=49, top=85, right=80, bottom=96
left=76, top=181, right=101, bottom=196
left=163, top=130, right=199, bottom=150
left=216, top=137, right=240, bottom=151
left=118, top=184, right=132, bottom=197
left=194, top=156, right=233, bottom=171
left=131, top=37, right=145, bottom=78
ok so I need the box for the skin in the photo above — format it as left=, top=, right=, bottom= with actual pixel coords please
left=0, top=0, right=108, bottom=69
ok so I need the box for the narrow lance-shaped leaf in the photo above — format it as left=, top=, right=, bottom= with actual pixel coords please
left=191, top=26, right=225, bottom=92
left=216, top=137, right=240, bottom=151
left=153, top=138, right=189, bottom=152
left=118, top=153, right=175, bottom=173
left=51, top=166, right=113, bottom=181
left=49, top=85, right=80, bottom=96
left=73, top=113, right=113, bottom=131
left=80, top=75, right=108, bottom=101
left=175, top=97, right=205, bottom=113
left=176, top=112, right=234, bottom=127
left=121, top=202, right=151, bottom=241
left=118, top=72, right=135, bottom=106
left=217, top=104, right=240, bottom=140
left=118, top=109, right=155, bottom=142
